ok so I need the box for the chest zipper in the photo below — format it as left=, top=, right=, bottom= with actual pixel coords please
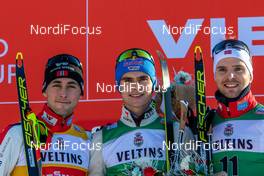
left=61, top=119, right=65, bottom=127
left=226, top=107, right=231, bottom=117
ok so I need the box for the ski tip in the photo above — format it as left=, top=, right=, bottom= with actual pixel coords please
left=194, top=46, right=202, bottom=61
left=16, top=52, right=24, bottom=68
left=194, top=46, right=202, bottom=53
left=16, top=52, right=23, bottom=60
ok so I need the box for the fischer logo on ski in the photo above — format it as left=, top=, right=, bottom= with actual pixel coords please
left=16, top=52, right=41, bottom=176
left=194, top=46, right=207, bottom=143
left=194, top=46, right=215, bottom=175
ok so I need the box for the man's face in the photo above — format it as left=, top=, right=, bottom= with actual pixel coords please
left=43, top=78, right=82, bottom=117
left=214, top=57, right=252, bottom=98
left=120, top=72, right=153, bottom=111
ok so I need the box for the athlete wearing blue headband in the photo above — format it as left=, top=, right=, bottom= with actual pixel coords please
left=89, top=48, right=166, bottom=175
left=115, top=48, right=157, bottom=90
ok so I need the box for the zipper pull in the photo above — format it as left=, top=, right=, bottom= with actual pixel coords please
left=61, top=119, right=65, bottom=127
left=226, top=107, right=231, bottom=116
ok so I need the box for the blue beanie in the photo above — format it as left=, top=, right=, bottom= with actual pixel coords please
left=115, top=49, right=157, bottom=89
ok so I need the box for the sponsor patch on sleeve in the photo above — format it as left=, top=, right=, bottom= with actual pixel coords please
left=106, top=122, right=118, bottom=130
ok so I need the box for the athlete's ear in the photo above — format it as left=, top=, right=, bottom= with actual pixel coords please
left=42, top=91, right=47, bottom=98
left=250, top=74, right=253, bottom=83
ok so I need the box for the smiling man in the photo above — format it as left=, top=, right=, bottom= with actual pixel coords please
left=89, top=48, right=166, bottom=175
left=0, top=54, right=90, bottom=176
left=211, top=39, right=264, bottom=176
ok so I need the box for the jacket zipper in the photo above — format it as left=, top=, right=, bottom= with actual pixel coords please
left=226, top=106, right=231, bottom=117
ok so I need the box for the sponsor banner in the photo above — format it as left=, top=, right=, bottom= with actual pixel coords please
left=212, top=120, right=264, bottom=153
left=103, top=129, right=165, bottom=167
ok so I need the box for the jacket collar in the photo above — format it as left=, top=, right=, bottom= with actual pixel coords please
left=37, top=104, right=73, bottom=133
left=120, top=101, right=159, bottom=127
left=215, top=87, right=257, bottom=118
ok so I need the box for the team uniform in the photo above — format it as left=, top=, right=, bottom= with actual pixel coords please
left=0, top=104, right=90, bottom=176
left=90, top=48, right=196, bottom=175
left=89, top=101, right=166, bottom=175
left=212, top=89, right=264, bottom=175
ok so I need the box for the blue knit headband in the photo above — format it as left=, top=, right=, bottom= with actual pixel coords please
left=115, top=58, right=156, bottom=89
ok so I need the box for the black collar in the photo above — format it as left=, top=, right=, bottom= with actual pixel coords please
left=215, top=85, right=250, bottom=107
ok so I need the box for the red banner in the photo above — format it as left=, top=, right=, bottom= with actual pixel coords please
left=0, top=0, right=263, bottom=130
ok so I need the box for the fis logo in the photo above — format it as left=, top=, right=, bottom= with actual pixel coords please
left=134, top=132, right=143, bottom=147
left=224, top=124, right=234, bottom=137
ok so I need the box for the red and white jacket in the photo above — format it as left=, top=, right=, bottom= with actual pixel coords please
left=0, top=104, right=90, bottom=176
